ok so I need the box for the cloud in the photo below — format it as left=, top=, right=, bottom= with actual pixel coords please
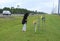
left=0, top=0, right=58, bottom=13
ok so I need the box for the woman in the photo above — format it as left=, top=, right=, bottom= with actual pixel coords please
left=22, top=13, right=29, bottom=32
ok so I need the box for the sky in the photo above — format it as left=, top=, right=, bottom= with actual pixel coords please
left=0, top=0, right=58, bottom=14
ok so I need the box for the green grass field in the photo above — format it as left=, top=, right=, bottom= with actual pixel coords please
left=0, top=14, right=60, bottom=41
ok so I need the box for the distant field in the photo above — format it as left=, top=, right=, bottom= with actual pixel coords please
left=0, top=14, right=60, bottom=41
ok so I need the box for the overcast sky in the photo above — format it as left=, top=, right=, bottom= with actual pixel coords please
left=0, top=0, right=58, bottom=13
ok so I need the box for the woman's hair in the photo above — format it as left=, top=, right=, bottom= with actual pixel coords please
left=24, top=13, right=29, bottom=17
left=24, top=13, right=29, bottom=19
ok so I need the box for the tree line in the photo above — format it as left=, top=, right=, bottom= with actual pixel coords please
left=0, top=7, right=47, bottom=14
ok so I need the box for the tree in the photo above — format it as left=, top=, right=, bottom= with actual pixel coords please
left=3, top=7, right=11, bottom=12
left=0, top=9, right=3, bottom=13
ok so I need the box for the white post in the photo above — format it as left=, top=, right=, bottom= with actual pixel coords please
left=58, top=0, right=60, bottom=15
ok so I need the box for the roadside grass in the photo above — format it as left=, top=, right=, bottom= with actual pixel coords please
left=0, top=14, right=60, bottom=41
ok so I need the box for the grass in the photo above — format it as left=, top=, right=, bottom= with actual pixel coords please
left=0, top=14, right=60, bottom=41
